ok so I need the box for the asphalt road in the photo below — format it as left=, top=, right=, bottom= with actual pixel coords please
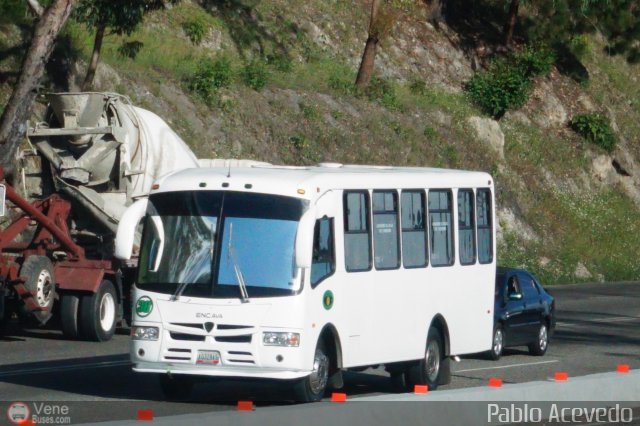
left=0, top=282, right=638, bottom=424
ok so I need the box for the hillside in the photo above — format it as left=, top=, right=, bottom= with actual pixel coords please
left=1, top=0, right=639, bottom=284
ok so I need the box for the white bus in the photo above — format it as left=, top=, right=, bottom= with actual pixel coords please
left=115, top=163, right=496, bottom=401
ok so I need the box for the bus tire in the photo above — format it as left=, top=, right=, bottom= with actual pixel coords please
left=159, top=374, right=194, bottom=401
left=390, top=371, right=409, bottom=392
left=19, top=256, right=55, bottom=324
left=293, top=340, right=330, bottom=402
left=78, top=280, right=117, bottom=342
left=407, top=326, right=443, bottom=391
left=60, top=293, right=80, bottom=339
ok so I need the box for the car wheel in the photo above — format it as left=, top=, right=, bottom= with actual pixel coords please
left=407, top=327, right=444, bottom=391
left=528, top=323, right=548, bottom=356
left=159, top=374, right=194, bottom=401
left=488, top=324, right=504, bottom=361
left=293, top=341, right=330, bottom=402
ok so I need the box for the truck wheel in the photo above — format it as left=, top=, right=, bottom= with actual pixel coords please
left=60, top=293, right=80, bottom=339
left=407, top=327, right=445, bottom=391
left=19, top=256, right=56, bottom=324
left=293, top=340, right=330, bottom=402
left=159, top=375, right=194, bottom=401
left=79, top=280, right=117, bottom=342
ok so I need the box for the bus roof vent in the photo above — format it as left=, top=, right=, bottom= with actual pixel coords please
left=317, top=162, right=343, bottom=168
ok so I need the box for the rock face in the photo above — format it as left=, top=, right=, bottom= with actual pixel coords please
left=467, top=116, right=505, bottom=160
left=574, top=262, right=591, bottom=280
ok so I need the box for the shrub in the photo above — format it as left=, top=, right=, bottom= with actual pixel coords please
left=328, top=72, right=354, bottom=96
left=117, top=41, right=144, bottom=59
left=569, top=35, right=591, bottom=60
left=183, top=18, right=207, bottom=46
left=513, top=44, right=556, bottom=77
left=367, top=76, right=398, bottom=110
left=187, top=56, right=233, bottom=104
left=241, top=60, right=269, bottom=91
left=466, top=58, right=531, bottom=118
left=409, top=77, right=428, bottom=96
left=569, top=113, right=617, bottom=152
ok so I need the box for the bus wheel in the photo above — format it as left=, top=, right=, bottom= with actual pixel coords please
left=408, top=327, right=443, bottom=391
left=78, top=280, right=117, bottom=342
left=20, top=256, right=56, bottom=324
left=293, top=341, right=330, bottom=402
left=159, top=374, right=194, bottom=401
left=60, top=293, right=80, bottom=339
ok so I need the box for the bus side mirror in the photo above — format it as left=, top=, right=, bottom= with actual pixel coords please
left=295, top=208, right=316, bottom=269
left=115, top=198, right=148, bottom=260
left=0, top=184, right=5, bottom=217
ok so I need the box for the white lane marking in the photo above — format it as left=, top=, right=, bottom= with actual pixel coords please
left=0, top=360, right=130, bottom=378
left=557, top=316, right=640, bottom=328
left=454, top=359, right=559, bottom=373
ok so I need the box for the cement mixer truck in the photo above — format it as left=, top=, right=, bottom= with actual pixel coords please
left=0, top=92, right=202, bottom=341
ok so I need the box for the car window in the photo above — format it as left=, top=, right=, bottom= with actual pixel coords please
left=506, top=275, right=521, bottom=297
left=518, top=272, right=540, bottom=300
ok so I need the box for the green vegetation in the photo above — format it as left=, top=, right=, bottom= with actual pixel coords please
left=570, top=113, right=617, bottom=153
left=1, top=0, right=639, bottom=285
left=466, top=58, right=532, bottom=118
left=241, top=60, right=269, bottom=91
left=183, top=18, right=207, bottom=45
left=187, top=56, right=233, bottom=105
left=467, top=44, right=555, bottom=118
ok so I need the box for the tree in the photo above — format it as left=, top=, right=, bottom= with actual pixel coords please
left=72, top=0, right=177, bottom=91
left=0, top=0, right=76, bottom=170
left=503, top=0, right=520, bottom=47
left=355, top=0, right=397, bottom=90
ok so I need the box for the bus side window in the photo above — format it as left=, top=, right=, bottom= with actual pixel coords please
left=476, top=188, right=493, bottom=264
left=311, top=217, right=335, bottom=287
left=428, top=190, right=454, bottom=267
left=343, top=191, right=372, bottom=272
left=400, top=190, right=427, bottom=268
left=372, top=190, right=400, bottom=270
left=457, top=189, right=476, bottom=265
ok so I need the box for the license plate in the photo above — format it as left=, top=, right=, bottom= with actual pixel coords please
left=196, top=350, right=221, bottom=365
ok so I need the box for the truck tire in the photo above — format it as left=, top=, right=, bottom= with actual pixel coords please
left=78, top=280, right=117, bottom=342
left=60, top=293, right=80, bottom=339
left=19, top=256, right=56, bottom=324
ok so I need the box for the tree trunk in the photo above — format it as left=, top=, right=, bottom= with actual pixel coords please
left=355, top=37, right=379, bottom=90
left=355, top=0, right=382, bottom=90
left=0, top=0, right=76, bottom=170
left=81, top=24, right=105, bottom=91
left=503, top=0, right=520, bottom=48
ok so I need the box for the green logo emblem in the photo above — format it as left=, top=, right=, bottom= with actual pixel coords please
left=136, top=296, right=153, bottom=317
left=323, top=290, right=334, bottom=310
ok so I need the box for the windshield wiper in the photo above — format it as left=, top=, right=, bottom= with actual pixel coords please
left=228, top=223, right=250, bottom=303
left=172, top=282, right=189, bottom=301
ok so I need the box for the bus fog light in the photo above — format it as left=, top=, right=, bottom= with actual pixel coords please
left=263, top=332, right=300, bottom=347
left=138, top=348, right=145, bottom=357
left=132, top=326, right=159, bottom=341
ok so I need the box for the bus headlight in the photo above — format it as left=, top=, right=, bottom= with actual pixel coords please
left=263, top=332, right=300, bottom=347
left=131, top=326, right=159, bottom=341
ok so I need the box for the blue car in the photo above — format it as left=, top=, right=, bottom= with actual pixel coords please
left=489, top=267, right=556, bottom=360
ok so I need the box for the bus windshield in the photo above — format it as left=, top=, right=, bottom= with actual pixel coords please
left=137, top=191, right=308, bottom=298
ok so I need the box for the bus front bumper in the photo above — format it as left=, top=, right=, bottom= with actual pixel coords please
left=133, top=362, right=310, bottom=380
